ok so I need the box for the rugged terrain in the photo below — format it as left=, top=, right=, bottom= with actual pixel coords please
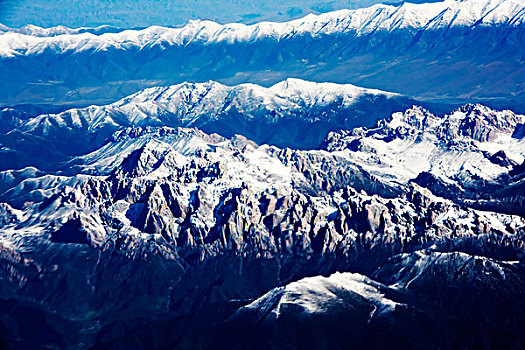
left=1, top=0, right=524, bottom=348
left=0, top=100, right=524, bottom=348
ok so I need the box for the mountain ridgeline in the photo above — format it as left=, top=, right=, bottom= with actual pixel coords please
left=0, top=79, right=418, bottom=170
left=0, top=0, right=524, bottom=107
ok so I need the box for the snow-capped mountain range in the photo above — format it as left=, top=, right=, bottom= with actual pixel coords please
left=0, top=78, right=417, bottom=170
left=1, top=1, right=525, bottom=348
left=2, top=0, right=522, bottom=48
left=3, top=119, right=523, bottom=249
left=1, top=84, right=523, bottom=218
left=1, top=104, right=524, bottom=347
left=0, top=0, right=523, bottom=107
left=0, top=0, right=417, bottom=30
left=0, top=23, right=124, bottom=37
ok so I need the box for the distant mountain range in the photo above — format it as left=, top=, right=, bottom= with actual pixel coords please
left=0, top=0, right=423, bottom=29
left=0, top=0, right=524, bottom=107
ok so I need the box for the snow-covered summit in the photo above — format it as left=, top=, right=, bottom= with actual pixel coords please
left=360, top=103, right=525, bottom=143
left=92, top=79, right=397, bottom=123
left=115, top=78, right=399, bottom=119
left=269, top=78, right=398, bottom=105
left=322, top=104, right=525, bottom=212
left=5, top=78, right=410, bottom=160
left=242, top=272, right=397, bottom=316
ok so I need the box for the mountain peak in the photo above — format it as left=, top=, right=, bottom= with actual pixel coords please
left=321, top=104, right=525, bottom=196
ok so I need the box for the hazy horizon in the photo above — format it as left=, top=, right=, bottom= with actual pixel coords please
left=0, top=0, right=442, bottom=29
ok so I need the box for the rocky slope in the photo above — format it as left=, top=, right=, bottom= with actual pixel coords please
left=3, top=102, right=522, bottom=214
left=322, top=103, right=525, bottom=214
left=3, top=124, right=523, bottom=255
left=0, top=116, right=524, bottom=348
